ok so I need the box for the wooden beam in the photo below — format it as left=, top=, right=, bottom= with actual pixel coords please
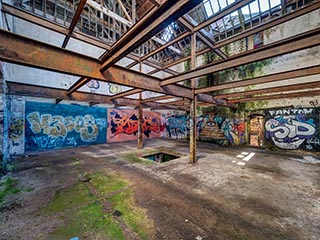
left=196, top=65, right=320, bottom=94
left=62, top=0, right=87, bottom=48
left=214, top=81, right=320, bottom=99
left=0, top=29, right=192, bottom=98
left=161, top=28, right=320, bottom=86
left=228, top=90, right=320, bottom=103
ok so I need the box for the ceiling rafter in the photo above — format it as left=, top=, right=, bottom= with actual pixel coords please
left=147, top=1, right=320, bottom=76
left=161, top=28, right=320, bottom=86
left=196, top=65, right=320, bottom=94
left=61, top=0, right=87, bottom=48
left=228, top=90, right=320, bottom=103
left=214, top=81, right=320, bottom=99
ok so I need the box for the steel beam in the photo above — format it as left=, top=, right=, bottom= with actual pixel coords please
left=228, top=90, right=320, bottom=103
left=214, top=80, right=320, bottom=99
left=196, top=65, right=320, bottom=94
left=161, top=28, right=320, bottom=86
left=62, top=0, right=87, bottom=48
left=100, top=0, right=203, bottom=71
left=6, top=82, right=113, bottom=104
left=110, top=89, right=143, bottom=100
left=0, top=29, right=192, bottom=98
left=148, top=1, right=320, bottom=76
left=1, top=3, right=176, bottom=76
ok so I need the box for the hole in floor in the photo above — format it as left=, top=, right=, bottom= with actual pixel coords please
left=143, top=152, right=180, bottom=163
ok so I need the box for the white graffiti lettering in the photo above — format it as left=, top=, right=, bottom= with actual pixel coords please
left=27, top=112, right=100, bottom=142
left=265, top=117, right=316, bottom=149
left=269, top=108, right=314, bottom=116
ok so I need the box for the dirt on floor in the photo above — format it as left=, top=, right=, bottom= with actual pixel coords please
left=0, top=139, right=319, bottom=240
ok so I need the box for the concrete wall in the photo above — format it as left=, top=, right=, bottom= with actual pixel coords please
left=264, top=107, right=320, bottom=151
left=107, top=109, right=161, bottom=143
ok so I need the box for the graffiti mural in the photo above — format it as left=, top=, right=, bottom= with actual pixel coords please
left=25, top=102, right=107, bottom=151
left=197, top=113, right=245, bottom=145
left=265, top=108, right=319, bottom=150
left=163, top=115, right=189, bottom=139
left=107, top=109, right=160, bottom=142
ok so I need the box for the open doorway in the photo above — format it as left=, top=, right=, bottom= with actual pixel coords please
left=249, top=114, right=264, bottom=147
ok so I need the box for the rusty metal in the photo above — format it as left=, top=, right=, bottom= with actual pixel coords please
left=138, top=93, right=143, bottom=149
left=161, top=28, right=320, bottom=86
left=62, top=0, right=87, bottom=48
left=228, top=90, right=320, bottom=103
left=214, top=81, right=320, bottom=99
left=196, top=65, right=320, bottom=94
left=100, top=0, right=203, bottom=71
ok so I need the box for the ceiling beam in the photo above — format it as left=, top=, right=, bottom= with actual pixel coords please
left=142, top=95, right=173, bottom=103
left=197, top=94, right=237, bottom=109
left=110, top=89, right=143, bottom=99
left=215, top=81, right=320, bottom=99
left=140, top=31, right=190, bottom=62
left=1, top=3, right=176, bottom=76
left=1, top=3, right=110, bottom=50
left=7, top=82, right=113, bottom=104
left=99, top=0, right=203, bottom=71
left=61, top=0, right=87, bottom=48
left=196, top=65, right=320, bottom=94
left=228, top=90, right=320, bottom=103
left=179, top=16, right=227, bottom=60
left=161, top=28, right=320, bottom=86
left=0, top=29, right=192, bottom=98
left=194, top=0, right=255, bottom=32
left=147, top=1, right=320, bottom=76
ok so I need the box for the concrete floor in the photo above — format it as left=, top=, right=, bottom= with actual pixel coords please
left=0, top=139, right=319, bottom=240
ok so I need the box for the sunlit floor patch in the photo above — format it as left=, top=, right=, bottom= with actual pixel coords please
left=236, top=154, right=245, bottom=158
left=237, top=162, right=246, bottom=166
left=243, top=152, right=255, bottom=161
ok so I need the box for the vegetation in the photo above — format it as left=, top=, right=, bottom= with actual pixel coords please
left=43, top=172, right=153, bottom=240
left=0, top=177, right=20, bottom=203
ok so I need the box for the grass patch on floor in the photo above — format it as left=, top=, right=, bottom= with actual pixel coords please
left=122, top=153, right=154, bottom=165
left=44, top=172, right=153, bottom=240
left=109, top=189, right=154, bottom=240
left=0, top=177, right=20, bottom=203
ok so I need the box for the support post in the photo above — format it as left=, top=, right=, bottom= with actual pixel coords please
left=138, top=92, right=143, bottom=149
left=137, top=62, right=143, bottom=149
left=189, top=33, right=197, bottom=164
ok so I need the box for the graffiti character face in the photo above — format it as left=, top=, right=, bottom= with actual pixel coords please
left=265, top=115, right=316, bottom=150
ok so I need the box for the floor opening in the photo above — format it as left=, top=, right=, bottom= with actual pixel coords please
left=143, top=152, right=180, bottom=163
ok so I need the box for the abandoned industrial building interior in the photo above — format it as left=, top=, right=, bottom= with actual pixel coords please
left=0, top=0, right=320, bottom=239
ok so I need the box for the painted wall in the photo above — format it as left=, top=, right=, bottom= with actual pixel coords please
left=25, top=102, right=107, bottom=151
left=107, top=109, right=160, bottom=143
left=161, top=114, right=189, bottom=139
left=265, top=108, right=319, bottom=151
left=197, top=113, right=245, bottom=145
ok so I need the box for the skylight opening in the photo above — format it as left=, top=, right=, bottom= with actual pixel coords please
left=161, top=22, right=175, bottom=42
left=204, top=0, right=281, bottom=17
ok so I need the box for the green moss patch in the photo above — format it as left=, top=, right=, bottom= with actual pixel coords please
left=0, top=177, right=20, bottom=203
left=43, top=172, right=153, bottom=240
left=109, top=189, right=154, bottom=240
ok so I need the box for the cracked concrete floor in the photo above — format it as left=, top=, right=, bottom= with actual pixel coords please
left=0, top=139, right=319, bottom=240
